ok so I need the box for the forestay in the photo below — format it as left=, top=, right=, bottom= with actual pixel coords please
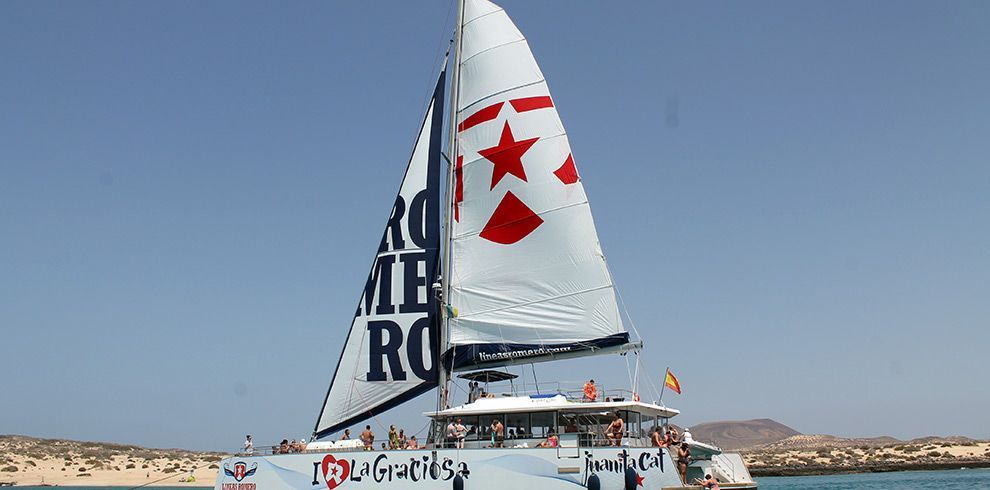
left=446, top=0, right=628, bottom=370
left=314, top=69, right=446, bottom=438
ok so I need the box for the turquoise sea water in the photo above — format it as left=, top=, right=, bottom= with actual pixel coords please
left=759, top=468, right=990, bottom=489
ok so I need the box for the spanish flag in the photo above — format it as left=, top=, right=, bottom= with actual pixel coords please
left=664, top=369, right=682, bottom=394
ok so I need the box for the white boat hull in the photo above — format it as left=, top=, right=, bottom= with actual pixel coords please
left=216, top=447, right=755, bottom=490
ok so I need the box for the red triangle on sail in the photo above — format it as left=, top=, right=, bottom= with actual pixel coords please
left=480, top=191, right=543, bottom=244
left=553, top=153, right=580, bottom=185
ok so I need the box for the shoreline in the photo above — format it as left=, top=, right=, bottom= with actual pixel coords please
left=751, top=460, right=990, bottom=477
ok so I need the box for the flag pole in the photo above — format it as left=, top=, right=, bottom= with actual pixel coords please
left=658, top=367, right=669, bottom=406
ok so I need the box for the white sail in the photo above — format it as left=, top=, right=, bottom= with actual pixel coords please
left=445, top=0, right=628, bottom=370
left=314, top=69, right=445, bottom=438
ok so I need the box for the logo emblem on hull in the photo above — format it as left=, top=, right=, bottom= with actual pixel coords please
left=223, top=461, right=257, bottom=482
left=321, top=454, right=350, bottom=490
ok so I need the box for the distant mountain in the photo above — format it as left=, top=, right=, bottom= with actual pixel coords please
left=684, top=419, right=801, bottom=450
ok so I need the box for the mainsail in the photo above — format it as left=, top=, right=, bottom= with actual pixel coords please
left=314, top=69, right=445, bottom=438
left=445, top=0, right=629, bottom=370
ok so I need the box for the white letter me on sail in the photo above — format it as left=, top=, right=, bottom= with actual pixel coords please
left=446, top=0, right=628, bottom=370
left=315, top=69, right=445, bottom=438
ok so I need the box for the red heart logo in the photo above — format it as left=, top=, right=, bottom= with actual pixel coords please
left=320, top=454, right=349, bottom=490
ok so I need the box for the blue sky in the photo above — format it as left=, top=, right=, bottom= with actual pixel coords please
left=2, top=0, right=988, bottom=451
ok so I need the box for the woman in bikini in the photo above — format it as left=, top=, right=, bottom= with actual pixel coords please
left=675, top=442, right=690, bottom=483
left=537, top=430, right=559, bottom=448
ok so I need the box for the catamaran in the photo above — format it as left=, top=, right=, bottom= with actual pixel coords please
left=216, top=1, right=756, bottom=489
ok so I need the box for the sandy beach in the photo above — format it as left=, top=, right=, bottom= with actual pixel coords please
left=0, top=436, right=220, bottom=487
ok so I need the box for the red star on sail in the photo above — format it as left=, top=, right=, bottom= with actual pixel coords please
left=478, top=121, right=539, bottom=190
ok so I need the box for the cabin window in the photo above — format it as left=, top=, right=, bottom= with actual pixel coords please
left=628, top=411, right=641, bottom=438
left=645, top=415, right=659, bottom=436
left=558, top=412, right=580, bottom=436
left=531, top=412, right=554, bottom=439
left=505, top=413, right=530, bottom=439
left=460, top=416, right=480, bottom=441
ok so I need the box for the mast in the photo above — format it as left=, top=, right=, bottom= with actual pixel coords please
left=436, top=0, right=464, bottom=432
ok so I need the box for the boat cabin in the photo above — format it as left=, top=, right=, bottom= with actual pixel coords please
left=426, top=391, right=679, bottom=450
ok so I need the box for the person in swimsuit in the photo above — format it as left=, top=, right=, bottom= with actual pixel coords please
left=360, top=425, right=374, bottom=451
left=676, top=442, right=690, bottom=483
left=537, top=430, right=559, bottom=448
left=491, top=419, right=505, bottom=448
left=605, top=413, right=624, bottom=446
left=455, top=418, right=467, bottom=449
left=651, top=427, right=664, bottom=447
left=694, top=474, right=720, bottom=490
left=388, top=425, right=399, bottom=450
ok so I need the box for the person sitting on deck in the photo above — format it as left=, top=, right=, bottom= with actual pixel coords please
left=360, top=425, right=374, bottom=451
left=289, top=439, right=300, bottom=452
left=407, top=436, right=419, bottom=450
left=340, top=429, right=351, bottom=441
left=537, top=430, right=559, bottom=448
left=278, top=439, right=289, bottom=454
left=605, top=413, right=624, bottom=446
left=298, top=437, right=308, bottom=451
left=583, top=379, right=597, bottom=402
left=694, top=474, right=720, bottom=490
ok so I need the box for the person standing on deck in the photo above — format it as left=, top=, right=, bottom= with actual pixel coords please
left=360, top=425, right=374, bottom=450
left=676, top=442, right=691, bottom=483
left=683, top=427, right=694, bottom=444
left=388, top=425, right=399, bottom=450
left=446, top=419, right=458, bottom=448
left=491, top=419, right=505, bottom=448
left=455, top=418, right=467, bottom=448
left=583, top=379, right=597, bottom=401
left=243, top=435, right=254, bottom=455
left=468, top=381, right=479, bottom=403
